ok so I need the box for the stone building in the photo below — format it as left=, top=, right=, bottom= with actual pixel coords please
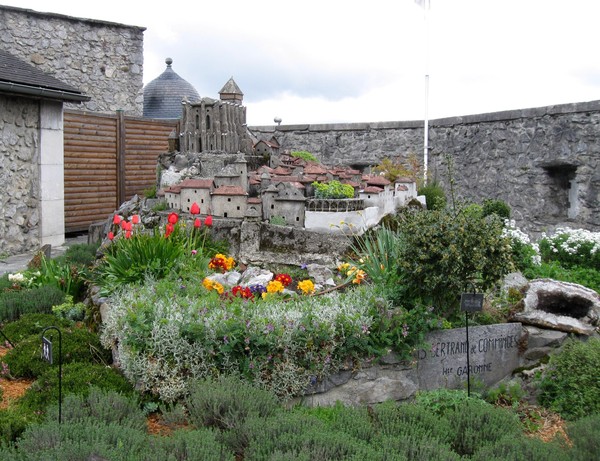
left=0, top=49, right=88, bottom=255
left=179, top=78, right=253, bottom=155
left=0, top=5, right=144, bottom=115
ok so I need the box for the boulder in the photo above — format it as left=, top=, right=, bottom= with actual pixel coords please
left=512, top=279, right=600, bottom=335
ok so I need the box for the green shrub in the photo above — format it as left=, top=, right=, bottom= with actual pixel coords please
left=0, top=313, right=73, bottom=344
left=414, top=389, right=481, bottom=417
left=566, top=413, right=600, bottom=461
left=312, top=180, right=354, bottom=199
left=538, top=338, right=600, bottom=420
left=484, top=381, right=525, bottom=408
left=523, top=261, right=600, bottom=293
left=0, top=285, right=66, bottom=323
left=2, top=326, right=111, bottom=379
left=56, top=242, right=99, bottom=267
left=418, top=180, right=446, bottom=210
left=482, top=199, right=511, bottom=219
left=303, top=401, right=374, bottom=443
left=44, top=387, right=145, bottom=430
left=269, top=215, right=287, bottom=226
left=470, top=435, right=570, bottom=461
left=373, top=434, right=462, bottom=461
left=291, top=150, right=318, bottom=162
left=152, top=199, right=168, bottom=212
left=373, top=400, right=452, bottom=443
left=396, top=206, right=514, bottom=315
left=18, top=362, right=133, bottom=415
left=185, top=375, right=279, bottom=432
left=157, top=428, right=235, bottom=461
left=445, top=399, right=523, bottom=456
left=26, top=255, right=87, bottom=300
left=51, top=295, right=86, bottom=322
left=0, top=407, right=33, bottom=445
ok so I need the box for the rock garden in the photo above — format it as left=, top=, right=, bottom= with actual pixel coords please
left=0, top=192, right=598, bottom=460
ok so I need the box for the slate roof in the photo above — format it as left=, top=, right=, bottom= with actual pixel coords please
left=0, top=49, right=88, bottom=102
left=143, top=58, right=200, bottom=119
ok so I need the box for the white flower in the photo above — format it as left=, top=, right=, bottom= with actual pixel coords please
left=8, top=273, right=25, bottom=283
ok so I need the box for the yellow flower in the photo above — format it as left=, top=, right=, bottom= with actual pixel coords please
left=266, top=280, right=284, bottom=294
left=202, top=277, right=224, bottom=294
left=297, top=279, right=315, bottom=295
left=337, top=262, right=350, bottom=273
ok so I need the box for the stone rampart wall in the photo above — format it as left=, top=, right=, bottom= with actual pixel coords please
left=0, top=95, right=41, bottom=255
left=0, top=5, right=144, bottom=116
left=250, top=100, right=600, bottom=236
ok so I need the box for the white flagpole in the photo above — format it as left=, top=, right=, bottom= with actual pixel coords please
left=422, top=0, right=430, bottom=186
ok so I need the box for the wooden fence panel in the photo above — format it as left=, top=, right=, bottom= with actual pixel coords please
left=63, top=110, right=177, bottom=233
left=124, top=117, right=177, bottom=200
left=64, top=111, right=118, bottom=233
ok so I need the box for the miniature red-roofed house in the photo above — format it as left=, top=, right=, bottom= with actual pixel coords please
left=164, top=184, right=182, bottom=210
left=179, top=178, right=214, bottom=213
left=211, top=185, right=248, bottom=218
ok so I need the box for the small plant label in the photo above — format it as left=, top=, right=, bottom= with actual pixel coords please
left=460, top=293, right=483, bottom=312
left=41, top=336, right=53, bottom=364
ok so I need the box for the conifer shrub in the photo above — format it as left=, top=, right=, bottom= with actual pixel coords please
left=0, top=285, right=65, bottom=323
left=0, top=313, right=72, bottom=344
left=566, top=413, right=600, bottom=461
left=2, top=326, right=111, bottom=379
left=538, top=337, right=600, bottom=420
left=18, top=362, right=133, bottom=415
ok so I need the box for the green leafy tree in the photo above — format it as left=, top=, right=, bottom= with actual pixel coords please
left=291, top=150, right=318, bottom=162
left=312, top=180, right=354, bottom=199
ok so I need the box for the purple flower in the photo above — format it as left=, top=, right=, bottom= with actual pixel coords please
left=301, top=263, right=308, bottom=270
left=249, top=284, right=267, bottom=295
left=223, top=335, right=229, bottom=344
left=402, top=324, right=409, bottom=338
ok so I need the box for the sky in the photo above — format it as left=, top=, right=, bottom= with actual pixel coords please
left=4, top=0, right=600, bottom=126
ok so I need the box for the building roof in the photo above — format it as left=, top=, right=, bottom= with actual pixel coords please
left=212, top=185, right=247, bottom=196
left=0, top=49, right=89, bottom=102
left=179, top=178, right=214, bottom=190
left=362, top=186, right=384, bottom=194
left=143, top=58, right=200, bottom=119
left=363, top=174, right=391, bottom=186
left=219, top=77, right=243, bottom=97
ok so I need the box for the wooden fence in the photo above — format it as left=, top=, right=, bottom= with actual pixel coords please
left=63, top=110, right=178, bottom=232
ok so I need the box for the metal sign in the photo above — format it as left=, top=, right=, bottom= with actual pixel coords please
left=460, top=293, right=484, bottom=312
left=42, top=336, right=53, bottom=364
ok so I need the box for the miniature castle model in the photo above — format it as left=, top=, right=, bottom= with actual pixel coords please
left=157, top=73, right=418, bottom=232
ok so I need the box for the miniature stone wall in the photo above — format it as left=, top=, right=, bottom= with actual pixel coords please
left=0, top=5, right=144, bottom=115
left=0, top=95, right=41, bottom=255
left=250, top=100, right=600, bottom=237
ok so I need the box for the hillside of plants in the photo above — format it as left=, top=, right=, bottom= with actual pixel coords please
left=0, top=179, right=599, bottom=459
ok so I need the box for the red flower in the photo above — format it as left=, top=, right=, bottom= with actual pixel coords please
left=131, top=214, right=140, bottom=224
left=204, top=215, right=213, bottom=227
left=108, top=231, right=114, bottom=241
left=125, top=230, right=132, bottom=239
left=120, top=220, right=128, bottom=230
left=168, top=213, right=179, bottom=224
left=113, top=215, right=121, bottom=225
left=190, top=202, right=200, bottom=215
left=274, top=273, right=292, bottom=287
left=194, top=218, right=202, bottom=228
left=124, top=221, right=133, bottom=232
left=165, top=223, right=174, bottom=238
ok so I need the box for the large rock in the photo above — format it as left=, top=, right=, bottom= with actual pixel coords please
left=512, top=279, right=600, bottom=335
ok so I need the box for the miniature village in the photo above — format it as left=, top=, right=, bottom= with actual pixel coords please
left=156, top=77, right=420, bottom=233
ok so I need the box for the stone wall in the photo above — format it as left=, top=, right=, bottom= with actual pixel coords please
left=0, top=95, right=41, bottom=255
left=250, top=100, right=600, bottom=236
left=0, top=5, right=144, bottom=116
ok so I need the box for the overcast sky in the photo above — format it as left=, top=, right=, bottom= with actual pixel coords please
left=4, top=0, right=600, bottom=125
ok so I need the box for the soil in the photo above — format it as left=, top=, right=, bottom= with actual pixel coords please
left=0, top=345, right=571, bottom=444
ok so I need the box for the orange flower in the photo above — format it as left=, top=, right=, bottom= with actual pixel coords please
left=168, top=212, right=179, bottom=224
left=190, top=202, right=200, bottom=215
left=204, top=215, right=213, bottom=227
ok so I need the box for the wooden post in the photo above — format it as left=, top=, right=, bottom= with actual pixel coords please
left=116, top=110, right=126, bottom=206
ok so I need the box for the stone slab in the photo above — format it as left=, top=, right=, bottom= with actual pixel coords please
left=416, top=323, right=522, bottom=390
